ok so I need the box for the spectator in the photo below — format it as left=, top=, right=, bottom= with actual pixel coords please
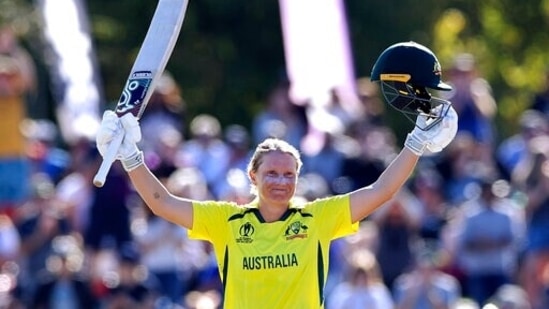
left=14, top=173, right=71, bottom=303
left=451, top=177, right=525, bottom=306
left=393, top=242, right=462, bottom=309
left=55, top=143, right=100, bottom=236
left=519, top=151, right=549, bottom=309
left=176, top=114, right=231, bottom=198
left=337, top=124, right=393, bottom=193
left=84, top=166, right=134, bottom=254
left=216, top=124, right=253, bottom=202
left=145, top=125, right=181, bottom=181
left=102, top=245, right=160, bottom=309
left=435, top=132, right=497, bottom=206
left=252, top=80, right=308, bottom=148
left=325, top=221, right=380, bottom=299
left=411, top=167, right=452, bottom=245
left=139, top=71, right=186, bottom=153
left=301, top=131, right=347, bottom=194
left=21, top=119, right=70, bottom=183
left=442, top=53, right=497, bottom=149
left=355, top=77, right=386, bottom=126
left=83, top=165, right=136, bottom=298
left=496, top=109, right=549, bottom=182
left=133, top=203, right=187, bottom=305
left=0, top=25, right=37, bottom=211
left=223, top=124, right=252, bottom=173
left=371, top=191, right=422, bottom=290
left=32, top=235, right=96, bottom=309
left=327, top=249, right=394, bottom=309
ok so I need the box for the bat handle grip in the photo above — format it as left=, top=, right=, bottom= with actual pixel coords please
left=93, top=133, right=124, bottom=187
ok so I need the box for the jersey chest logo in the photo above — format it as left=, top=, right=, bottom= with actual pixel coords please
left=236, top=222, right=255, bottom=244
left=234, top=219, right=310, bottom=244
left=285, top=220, right=308, bottom=240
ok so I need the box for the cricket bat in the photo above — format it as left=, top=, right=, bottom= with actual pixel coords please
left=93, top=0, right=189, bottom=187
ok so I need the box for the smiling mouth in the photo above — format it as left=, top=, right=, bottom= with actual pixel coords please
left=270, top=187, right=290, bottom=195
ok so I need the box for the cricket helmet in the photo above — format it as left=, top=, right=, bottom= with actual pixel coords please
left=371, top=41, right=452, bottom=130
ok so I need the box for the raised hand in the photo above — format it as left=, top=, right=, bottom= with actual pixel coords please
left=96, top=111, right=144, bottom=171
left=404, top=105, right=458, bottom=156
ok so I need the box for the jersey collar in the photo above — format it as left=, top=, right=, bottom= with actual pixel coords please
left=243, top=198, right=306, bottom=223
left=244, top=197, right=306, bottom=210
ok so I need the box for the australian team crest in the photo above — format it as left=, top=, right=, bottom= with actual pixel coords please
left=285, top=221, right=308, bottom=240
left=433, top=61, right=442, bottom=76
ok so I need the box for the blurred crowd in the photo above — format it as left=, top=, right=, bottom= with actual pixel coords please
left=2, top=23, right=549, bottom=309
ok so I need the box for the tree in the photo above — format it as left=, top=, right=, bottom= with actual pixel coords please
left=432, top=0, right=549, bottom=140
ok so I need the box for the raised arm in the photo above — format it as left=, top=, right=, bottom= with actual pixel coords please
left=128, top=164, right=193, bottom=229
left=350, top=106, right=458, bottom=222
left=96, top=111, right=194, bottom=229
left=350, top=41, right=460, bottom=223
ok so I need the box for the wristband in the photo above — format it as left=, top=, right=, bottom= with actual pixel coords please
left=404, top=133, right=426, bottom=156
left=122, top=151, right=144, bottom=172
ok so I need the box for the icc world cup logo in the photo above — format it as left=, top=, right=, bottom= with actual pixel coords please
left=237, top=222, right=255, bottom=244
left=239, top=222, right=255, bottom=237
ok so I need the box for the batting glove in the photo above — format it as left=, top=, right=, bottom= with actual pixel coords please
left=96, top=110, right=144, bottom=171
left=404, top=105, right=458, bottom=156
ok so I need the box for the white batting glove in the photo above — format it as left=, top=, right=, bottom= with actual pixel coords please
left=96, top=110, right=144, bottom=171
left=404, top=105, right=458, bottom=156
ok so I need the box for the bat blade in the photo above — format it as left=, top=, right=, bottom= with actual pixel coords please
left=93, top=0, right=189, bottom=187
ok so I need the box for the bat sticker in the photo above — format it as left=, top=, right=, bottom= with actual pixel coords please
left=115, top=70, right=154, bottom=116
left=93, top=0, right=189, bottom=187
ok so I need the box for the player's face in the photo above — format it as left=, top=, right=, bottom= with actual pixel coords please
left=253, top=151, right=298, bottom=207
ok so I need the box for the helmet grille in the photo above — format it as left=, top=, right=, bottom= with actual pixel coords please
left=380, top=80, right=452, bottom=130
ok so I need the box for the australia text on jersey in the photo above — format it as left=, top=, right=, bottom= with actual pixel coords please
left=243, top=253, right=298, bottom=270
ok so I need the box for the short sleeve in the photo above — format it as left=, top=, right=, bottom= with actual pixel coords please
left=308, top=194, right=358, bottom=240
left=188, top=200, right=236, bottom=242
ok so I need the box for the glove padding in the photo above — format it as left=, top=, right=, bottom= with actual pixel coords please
left=405, top=105, right=458, bottom=156
left=96, top=111, right=143, bottom=170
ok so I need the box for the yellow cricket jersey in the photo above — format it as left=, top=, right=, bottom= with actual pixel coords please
left=188, top=194, right=358, bottom=309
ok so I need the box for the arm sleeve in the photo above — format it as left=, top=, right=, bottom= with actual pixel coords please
left=311, top=194, right=359, bottom=240
left=188, top=200, right=235, bottom=242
